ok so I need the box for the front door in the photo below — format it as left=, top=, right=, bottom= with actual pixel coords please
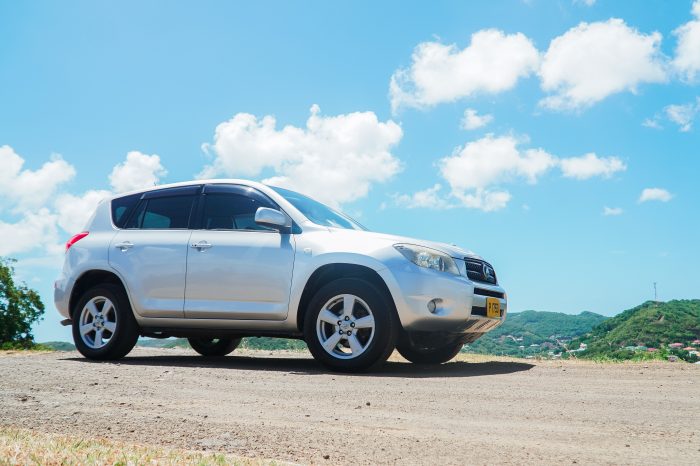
left=184, top=184, right=296, bottom=320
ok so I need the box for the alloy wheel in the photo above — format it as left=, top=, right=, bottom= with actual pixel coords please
left=315, top=294, right=376, bottom=360
left=78, top=296, right=117, bottom=349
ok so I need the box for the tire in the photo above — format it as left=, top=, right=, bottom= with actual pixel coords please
left=396, top=337, right=464, bottom=364
left=304, top=278, right=397, bottom=372
left=187, top=337, right=241, bottom=357
left=72, top=284, right=139, bottom=360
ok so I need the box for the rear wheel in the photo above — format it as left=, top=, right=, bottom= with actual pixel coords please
left=72, top=284, right=139, bottom=360
left=397, top=338, right=464, bottom=364
left=304, top=278, right=397, bottom=372
left=188, top=337, right=241, bottom=357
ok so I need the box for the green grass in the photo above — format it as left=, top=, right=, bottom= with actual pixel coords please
left=0, top=341, right=53, bottom=351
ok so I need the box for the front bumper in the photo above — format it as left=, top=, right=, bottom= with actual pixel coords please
left=378, top=263, right=507, bottom=334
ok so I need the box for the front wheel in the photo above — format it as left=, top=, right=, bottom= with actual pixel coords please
left=188, top=337, right=241, bottom=357
left=304, top=278, right=397, bottom=372
left=397, top=338, right=464, bottom=364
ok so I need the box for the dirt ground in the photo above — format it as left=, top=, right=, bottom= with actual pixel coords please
left=1, top=348, right=698, bottom=465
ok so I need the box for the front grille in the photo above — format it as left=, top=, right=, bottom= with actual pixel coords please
left=465, top=258, right=498, bottom=285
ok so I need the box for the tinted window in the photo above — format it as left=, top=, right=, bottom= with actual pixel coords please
left=202, top=193, right=275, bottom=231
left=271, top=186, right=366, bottom=231
left=125, top=196, right=195, bottom=229
left=111, top=193, right=141, bottom=228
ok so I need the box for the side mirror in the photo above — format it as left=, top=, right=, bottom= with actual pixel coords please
left=254, top=207, right=291, bottom=231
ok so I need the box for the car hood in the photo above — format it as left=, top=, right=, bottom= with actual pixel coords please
left=328, top=228, right=481, bottom=259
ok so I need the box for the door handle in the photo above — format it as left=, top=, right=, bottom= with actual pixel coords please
left=190, top=241, right=212, bottom=251
left=114, top=241, right=133, bottom=251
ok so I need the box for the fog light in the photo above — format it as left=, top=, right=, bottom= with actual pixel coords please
left=427, top=298, right=442, bottom=314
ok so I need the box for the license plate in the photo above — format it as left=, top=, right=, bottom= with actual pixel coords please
left=486, top=297, right=501, bottom=318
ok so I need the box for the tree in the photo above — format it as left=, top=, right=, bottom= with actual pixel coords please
left=0, top=258, right=45, bottom=347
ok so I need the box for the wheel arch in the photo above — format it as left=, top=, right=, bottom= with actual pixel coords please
left=296, top=263, right=398, bottom=332
left=69, top=269, right=131, bottom=317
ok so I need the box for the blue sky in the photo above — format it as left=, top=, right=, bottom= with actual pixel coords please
left=1, top=0, right=698, bottom=342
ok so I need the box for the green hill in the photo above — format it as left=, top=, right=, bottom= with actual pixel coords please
left=40, top=341, right=76, bottom=351
left=465, top=310, right=608, bottom=357
left=573, top=300, right=700, bottom=362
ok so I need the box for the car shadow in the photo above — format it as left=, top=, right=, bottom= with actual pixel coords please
left=64, top=354, right=534, bottom=379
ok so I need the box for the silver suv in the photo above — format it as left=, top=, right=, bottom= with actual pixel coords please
left=55, top=180, right=507, bottom=371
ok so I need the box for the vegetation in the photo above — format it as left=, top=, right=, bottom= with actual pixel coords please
left=240, top=337, right=307, bottom=351
left=41, top=341, right=77, bottom=351
left=464, top=310, right=607, bottom=357
left=0, top=427, right=274, bottom=465
left=573, top=300, right=700, bottom=362
left=0, top=258, right=45, bottom=349
left=137, top=337, right=308, bottom=351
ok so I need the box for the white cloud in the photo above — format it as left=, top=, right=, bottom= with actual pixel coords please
left=390, top=30, right=540, bottom=111
left=201, top=105, right=403, bottom=207
left=395, top=134, right=624, bottom=212
left=643, top=97, right=700, bottom=132
left=0, top=209, right=59, bottom=256
left=439, top=136, right=548, bottom=211
left=639, top=188, right=673, bottom=203
left=109, top=151, right=167, bottom=193
left=460, top=108, right=494, bottom=130
left=574, top=0, right=596, bottom=6
left=392, top=184, right=454, bottom=210
left=559, top=153, right=626, bottom=179
left=672, top=0, right=700, bottom=82
left=0, top=149, right=169, bottom=258
left=642, top=117, right=662, bottom=129
left=603, top=206, right=623, bottom=216
left=664, top=98, right=700, bottom=132
left=440, top=135, right=558, bottom=196
left=0, top=145, right=76, bottom=211
left=54, top=190, right=112, bottom=234
left=539, top=19, right=667, bottom=110
left=452, top=189, right=512, bottom=212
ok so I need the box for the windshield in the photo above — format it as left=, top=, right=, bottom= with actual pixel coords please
left=271, top=186, right=367, bottom=231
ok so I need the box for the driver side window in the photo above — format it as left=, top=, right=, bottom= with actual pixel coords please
left=202, top=193, right=275, bottom=231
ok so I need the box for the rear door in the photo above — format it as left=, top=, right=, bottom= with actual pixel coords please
left=184, top=184, right=296, bottom=320
left=108, top=186, right=200, bottom=318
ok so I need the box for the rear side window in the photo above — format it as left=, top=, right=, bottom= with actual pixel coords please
left=125, top=195, right=196, bottom=229
left=202, top=193, right=275, bottom=231
left=111, top=193, right=141, bottom=228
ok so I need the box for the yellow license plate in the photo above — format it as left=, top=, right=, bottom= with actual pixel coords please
left=486, top=297, right=501, bottom=318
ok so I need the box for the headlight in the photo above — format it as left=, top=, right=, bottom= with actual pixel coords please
left=394, top=244, right=460, bottom=275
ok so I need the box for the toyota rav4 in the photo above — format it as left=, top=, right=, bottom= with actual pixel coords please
left=55, top=180, right=507, bottom=371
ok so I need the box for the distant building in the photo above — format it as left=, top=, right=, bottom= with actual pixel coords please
left=669, top=343, right=684, bottom=348
left=647, top=348, right=658, bottom=352
left=683, top=347, right=695, bottom=351
left=579, top=343, right=588, bottom=350
left=692, top=339, right=700, bottom=345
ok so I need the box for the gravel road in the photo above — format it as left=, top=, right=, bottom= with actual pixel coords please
left=1, top=348, right=698, bottom=465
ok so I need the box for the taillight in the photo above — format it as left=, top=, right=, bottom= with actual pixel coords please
left=65, top=232, right=89, bottom=251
